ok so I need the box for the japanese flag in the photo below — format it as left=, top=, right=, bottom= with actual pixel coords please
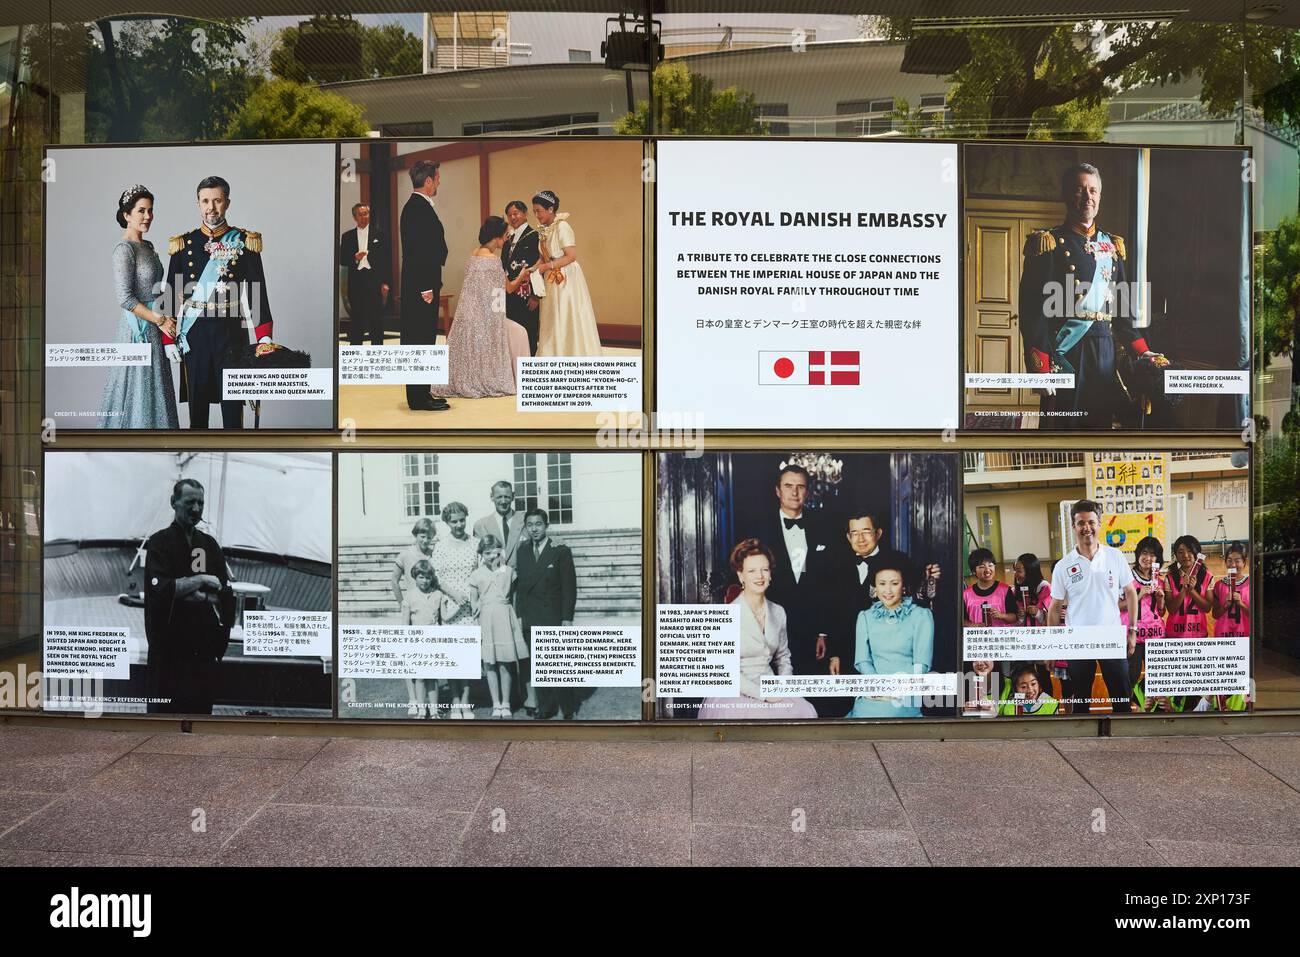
left=758, top=351, right=808, bottom=385
left=759, top=351, right=860, bottom=385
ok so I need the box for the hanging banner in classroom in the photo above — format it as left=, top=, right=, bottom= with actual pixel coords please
left=1085, top=451, right=1171, bottom=552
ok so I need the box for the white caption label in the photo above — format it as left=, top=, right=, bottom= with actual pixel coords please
left=655, top=604, right=739, bottom=697
left=339, top=624, right=480, bottom=679
left=517, top=357, right=642, bottom=412
left=1144, top=636, right=1250, bottom=696
left=42, top=627, right=131, bottom=679
left=338, top=345, right=449, bottom=384
left=964, top=625, right=1127, bottom=662
left=761, top=673, right=960, bottom=698
left=530, top=626, right=641, bottom=687
left=1164, top=370, right=1249, bottom=394
left=965, top=373, right=1075, bottom=389
left=223, top=367, right=332, bottom=400
left=46, top=344, right=151, bottom=367
left=242, top=611, right=332, bottom=657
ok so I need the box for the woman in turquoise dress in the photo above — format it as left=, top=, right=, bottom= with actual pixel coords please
left=847, top=560, right=935, bottom=719
left=99, top=185, right=179, bottom=429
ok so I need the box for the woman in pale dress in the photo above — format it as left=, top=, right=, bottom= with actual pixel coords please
left=99, top=185, right=179, bottom=429
left=431, top=216, right=531, bottom=400
left=697, top=539, right=818, bottom=720
left=532, top=190, right=603, bottom=357
left=431, top=502, right=480, bottom=717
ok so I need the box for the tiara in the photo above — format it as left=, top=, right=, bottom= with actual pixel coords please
left=535, top=189, right=558, bottom=205
left=119, top=184, right=150, bottom=207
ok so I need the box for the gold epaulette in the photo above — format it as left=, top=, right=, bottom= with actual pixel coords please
left=168, top=234, right=185, bottom=255
left=241, top=229, right=262, bottom=253
left=1111, top=233, right=1126, bottom=260
left=1024, top=229, right=1056, bottom=256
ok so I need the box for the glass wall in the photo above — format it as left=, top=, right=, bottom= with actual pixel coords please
left=3, top=2, right=1298, bottom=715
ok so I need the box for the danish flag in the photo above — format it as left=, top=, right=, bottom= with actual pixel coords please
left=758, top=351, right=860, bottom=385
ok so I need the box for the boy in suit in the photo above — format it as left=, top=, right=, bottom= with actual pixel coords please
left=515, top=508, right=578, bottom=718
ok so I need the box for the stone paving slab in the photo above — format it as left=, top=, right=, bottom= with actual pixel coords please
left=1, top=727, right=1297, bottom=866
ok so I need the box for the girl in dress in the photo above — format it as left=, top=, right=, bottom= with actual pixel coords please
left=100, top=185, right=179, bottom=429
left=432, top=502, right=479, bottom=718
left=532, top=190, right=603, bottom=357
left=468, top=535, right=529, bottom=719
left=431, top=216, right=531, bottom=400
left=402, top=560, right=444, bottom=719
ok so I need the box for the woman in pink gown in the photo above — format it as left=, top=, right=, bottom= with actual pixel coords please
left=432, top=216, right=531, bottom=400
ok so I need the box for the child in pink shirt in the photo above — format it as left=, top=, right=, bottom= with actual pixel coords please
left=1162, top=534, right=1214, bottom=639
left=1211, top=541, right=1250, bottom=638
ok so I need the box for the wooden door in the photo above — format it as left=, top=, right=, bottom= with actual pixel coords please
left=965, top=213, right=1057, bottom=408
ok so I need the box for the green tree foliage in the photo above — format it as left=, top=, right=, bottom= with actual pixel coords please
left=24, top=18, right=258, bottom=142
left=1256, top=217, right=1300, bottom=363
left=269, top=21, right=422, bottom=84
left=225, top=79, right=370, bottom=139
left=1259, top=438, right=1300, bottom=577
left=615, top=61, right=767, bottom=135
left=881, top=20, right=1300, bottom=140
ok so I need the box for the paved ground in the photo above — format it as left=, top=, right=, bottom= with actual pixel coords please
left=1, top=726, right=1299, bottom=866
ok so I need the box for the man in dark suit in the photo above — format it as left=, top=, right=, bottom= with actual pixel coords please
left=515, top=508, right=578, bottom=719
left=742, top=464, right=836, bottom=709
left=472, top=480, right=525, bottom=567
left=501, top=200, right=542, bottom=356
left=143, top=478, right=236, bottom=714
left=339, top=202, right=390, bottom=346
left=398, top=159, right=450, bottom=411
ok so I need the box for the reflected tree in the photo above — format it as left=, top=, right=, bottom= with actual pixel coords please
left=615, top=61, right=766, bottom=135
left=23, top=17, right=258, bottom=142
left=874, top=19, right=1300, bottom=140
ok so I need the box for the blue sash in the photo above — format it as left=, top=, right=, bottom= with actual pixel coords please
left=176, top=227, right=244, bottom=356
left=125, top=298, right=156, bottom=344
left=1051, top=318, right=1094, bottom=375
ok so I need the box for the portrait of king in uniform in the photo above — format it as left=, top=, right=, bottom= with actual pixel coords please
left=163, top=175, right=281, bottom=429
left=1018, top=163, right=1169, bottom=431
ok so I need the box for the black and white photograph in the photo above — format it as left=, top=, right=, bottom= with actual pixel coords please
left=42, top=451, right=334, bottom=716
left=43, top=142, right=337, bottom=430
left=337, top=451, right=642, bottom=719
left=657, top=451, right=960, bottom=720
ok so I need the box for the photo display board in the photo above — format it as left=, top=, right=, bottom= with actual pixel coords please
left=32, top=135, right=1254, bottom=725
left=44, top=143, right=338, bottom=431
left=656, top=139, right=961, bottom=430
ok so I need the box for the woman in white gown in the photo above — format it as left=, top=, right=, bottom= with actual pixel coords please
left=532, top=189, right=603, bottom=357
